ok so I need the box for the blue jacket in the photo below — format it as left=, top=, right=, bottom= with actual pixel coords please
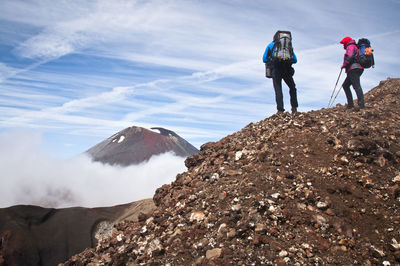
left=263, top=41, right=297, bottom=64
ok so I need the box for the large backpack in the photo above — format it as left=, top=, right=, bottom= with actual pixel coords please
left=357, top=38, right=375, bottom=68
left=272, top=31, right=294, bottom=63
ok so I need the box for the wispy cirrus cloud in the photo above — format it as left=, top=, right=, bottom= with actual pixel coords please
left=0, top=0, right=399, bottom=157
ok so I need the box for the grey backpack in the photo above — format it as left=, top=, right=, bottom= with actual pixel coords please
left=272, top=31, right=294, bottom=63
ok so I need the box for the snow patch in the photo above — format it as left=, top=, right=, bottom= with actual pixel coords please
left=150, top=128, right=161, bottom=134
left=118, top=135, right=125, bottom=143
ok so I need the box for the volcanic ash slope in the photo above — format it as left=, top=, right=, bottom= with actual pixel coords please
left=65, top=78, right=400, bottom=265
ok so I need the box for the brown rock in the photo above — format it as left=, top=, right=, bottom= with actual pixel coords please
left=190, top=211, right=206, bottom=222
left=101, top=254, right=112, bottom=263
left=206, top=248, right=222, bottom=259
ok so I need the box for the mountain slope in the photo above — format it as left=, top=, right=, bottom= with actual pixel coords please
left=0, top=199, right=155, bottom=266
left=86, top=126, right=199, bottom=166
left=65, top=78, right=400, bottom=265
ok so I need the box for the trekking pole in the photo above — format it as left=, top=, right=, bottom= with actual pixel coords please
left=330, top=85, right=343, bottom=107
left=328, top=68, right=343, bottom=107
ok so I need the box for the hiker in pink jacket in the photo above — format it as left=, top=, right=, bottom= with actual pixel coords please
left=340, top=36, right=365, bottom=109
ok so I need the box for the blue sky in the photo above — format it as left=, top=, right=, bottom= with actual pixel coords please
left=1, top=0, right=400, bottom=158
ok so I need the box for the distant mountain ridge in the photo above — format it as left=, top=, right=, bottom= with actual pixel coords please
left=86, top=126, right=199, bottom=166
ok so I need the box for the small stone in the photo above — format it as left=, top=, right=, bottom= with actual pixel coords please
left=313, top=214, right=327, bottom=225
left=253, top=234, right=261, bottom=245
left=231, top=204, right=241, bottom=211
left=355, top=162, right=363, bottom=168
left=320, top=240, right=331, bottom=251
left=172, top=228, right=182, bottom=237
left=116, top=233, right=123, bottom=242
left=390, top=238, right=400, bottom=251
left=316, top=201, right=328, bottom=210
left=227, top=229, right=236, bottom=238
left=359, top=176, right=374, bottom=187
left=219, top=191, right=227, bottom=200
left=235, top=151, right=243, bottom=161
left=269, top=227, right=278, bottom=236
left=211, top=173, right=219, bottom=182
left=206, top=248, right=222, bottom=259
left=101, top=254, right=112, bottom=263
left=376, top=156, right=386, bottom=167
left=146, top=217, right=154, bottom=225
left=255, top=223, right=267, bottom=234
left=306, top=250, right=314, bottom=258
left=393, top=174, right=400, bottom=183
left=218, top=223, right=227, bottom=233
left=279, top=250, right=288, bottom=257
left=194, top=257, right=204, bottom=265
left=190, top=211, right=206, bottom=222
left=271, top=193, right=280, bottom=199
left=297, top=203, right=307, bottom=210
left=370, top=246, right=385, bottom=258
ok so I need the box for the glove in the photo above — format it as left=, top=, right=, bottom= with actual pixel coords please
left=341, top=64, right=345, bottom=69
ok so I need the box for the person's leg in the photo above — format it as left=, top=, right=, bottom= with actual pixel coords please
left=272, top=68, right=284, bottom=112
left=282, top=70, right=298, bottom=112
left=342, top=74, right=354, bottom=108
left=348, top=69, right=365, bottom=108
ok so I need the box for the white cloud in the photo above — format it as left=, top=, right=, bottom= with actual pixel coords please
left=0, top=130, right=186, bottom=208
left=0, top=62, right=18, bottom=82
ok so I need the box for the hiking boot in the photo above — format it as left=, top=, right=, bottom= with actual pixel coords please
left=291, top=107, right=297, bottom=114
left=346, top=104, right=354, bottom=109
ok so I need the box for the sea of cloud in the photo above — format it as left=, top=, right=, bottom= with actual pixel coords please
left=0, top=130, right=187, bottom=208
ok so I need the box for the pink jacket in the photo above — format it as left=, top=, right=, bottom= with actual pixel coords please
left=342, top=39, right=362, bottom=73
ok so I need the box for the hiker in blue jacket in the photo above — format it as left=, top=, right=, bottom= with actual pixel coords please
left=263, top=31, right=298, bottom=114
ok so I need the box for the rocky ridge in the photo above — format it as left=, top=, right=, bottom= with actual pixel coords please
left=65, top=78, right=400, bottom=265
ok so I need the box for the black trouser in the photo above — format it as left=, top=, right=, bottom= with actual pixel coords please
left=342, top=68, right=364, bottom=108
left=272, top=64, right=298, bottom=112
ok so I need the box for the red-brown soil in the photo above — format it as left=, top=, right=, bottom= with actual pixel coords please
left=64, top=78, right=400, bottom=265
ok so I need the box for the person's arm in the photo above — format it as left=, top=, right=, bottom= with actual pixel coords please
left=342, top=45, right=357, bottom=68
left=263, top=47, right=269, bottom=63
left=263, top=42, right=275, bottom=63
